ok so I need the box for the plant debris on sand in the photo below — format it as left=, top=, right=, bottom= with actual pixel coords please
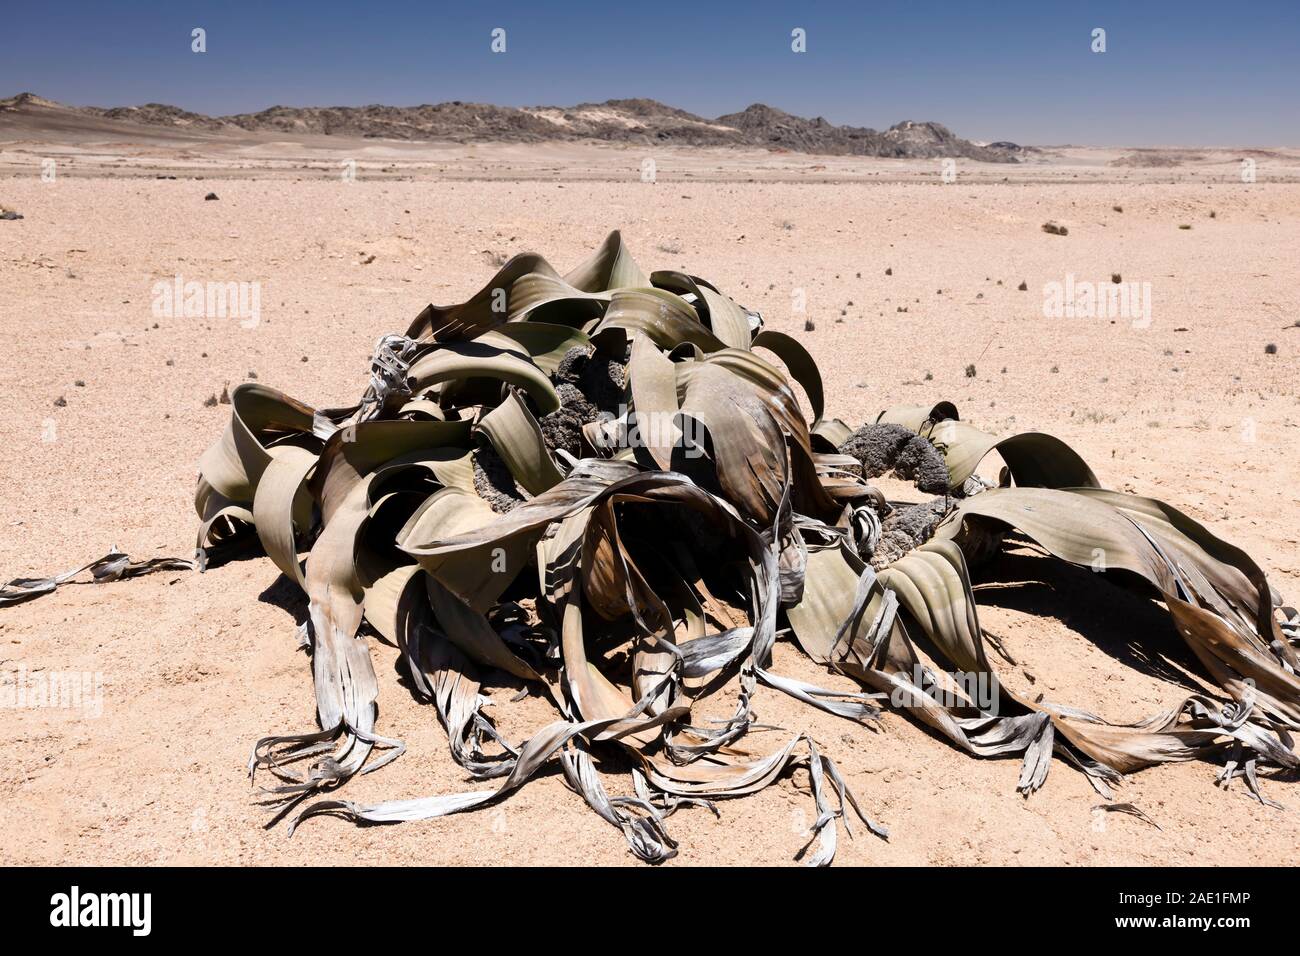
left=166, top=232, right=1300, bottom=865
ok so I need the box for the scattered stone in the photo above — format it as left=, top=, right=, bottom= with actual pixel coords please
left=1050, top=365, right=1059, bottom=373
left=218, top=384, right=231, bottom=404
left=1265, top=343, right=1278, bottom=355
left=885, top=267, right=892, bottom=275
left=0, top=210, right=23, bottom=221
left=1178, top=224, right=1192, bottom=230
left=247, top=370, right=258, bottom=379
left=1017, top=280, right=1028, bottom=291
left=964, top=364, right=977, bottom=378
left=923, top=371, right=933, bottom=381
left=204, top=192, right=219, bottom=201
left=1041, top=221, right=1068, bottom=236
left=1113, top=205, right=1123, bottom=213
left=203, top=394, right=218, bottom=407
left=74, top=380, right=85, bottom=387
left=1111, top=273, right=1122, bottom=284
left=804, top=318, right=815, bottom=331
left=166, top=358, right=175, bottom=366
left=301, top=356, right=308, bottom=362
left=53, top=396, right=67, bottom=407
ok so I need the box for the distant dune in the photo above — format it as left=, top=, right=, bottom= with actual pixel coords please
left=0, top=91, right=1021, bottom=161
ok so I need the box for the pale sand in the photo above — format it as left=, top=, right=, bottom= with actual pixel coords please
left=0, top=138, right=1298, bottom=865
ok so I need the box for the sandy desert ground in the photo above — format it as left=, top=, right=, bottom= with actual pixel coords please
left=1, top=131, right=1298, bottom=866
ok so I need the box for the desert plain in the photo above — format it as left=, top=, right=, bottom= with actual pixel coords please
left=1, top=120, right=1298, bottom=866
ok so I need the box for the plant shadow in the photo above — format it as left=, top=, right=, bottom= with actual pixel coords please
left=971, top=546, right=1211, bottom=695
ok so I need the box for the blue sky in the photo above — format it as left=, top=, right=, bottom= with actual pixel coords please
left=3, top=0, right=1297, bottom=145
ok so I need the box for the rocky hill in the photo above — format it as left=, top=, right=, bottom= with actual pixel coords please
left=1, top=92, right=1019, bottom=161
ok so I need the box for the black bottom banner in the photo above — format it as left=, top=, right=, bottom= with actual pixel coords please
left=0, top=866, right=1282, bottom=939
